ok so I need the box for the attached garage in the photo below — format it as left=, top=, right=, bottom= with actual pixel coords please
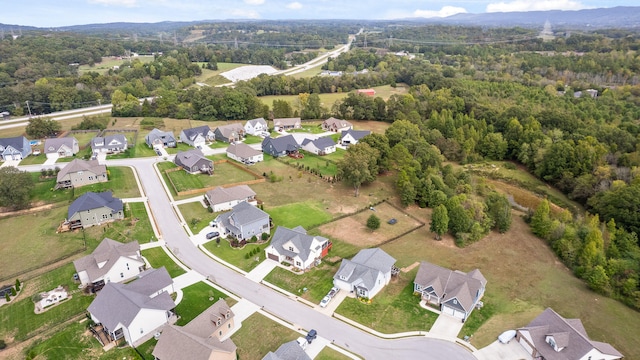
left=442, top=305, right=466, bottom=320
left=519, top=337, right=534, bottom=355
left=268, top=253, right=279, bottom=261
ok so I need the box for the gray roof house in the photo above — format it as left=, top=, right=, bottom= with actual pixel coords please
left=273, top=117, right=301, bottom=131
left=179, top=126, right=214, bottom=148
left=300, top=137, right=336, bottom=155
left=213, top=201, right=270, bottom=241
left=73, top=238, right=145, bottom=291
left=213, top=123, right=245, bottom=143
left=322, top=117, right=352, bottom=132
left=91, top=134, right=128, bottom=154
left=226, top=142, right=264, bottom=164
left=333, top=248, right=396, bottom=299
left=153, top=299, right=237, bottom=360
left=88, top=267, right=176, bottom=347
left=0, top=136, right=31, bottom=161
left=516, top=308, right=623, bottom=360
left=205, top=185, right=257, bottom=212
left=244, top=117, right=269, bottom=136
left=413, top=261, right=486, bottom=321
left=145, top=128, right=176, bottom=148
left=67, top=191, right=124, bottom=229
left=174, top=149, right=213, bottom=174
left=265, top=226, right=331, bottom=270
left=44, top=137, right=79, bottom=158
left=339, top=129, right=370, bottom=146
left=261, top=135, right=300, bottom=157
left=262, top=340, right=312, bottom=360
left=56, top=158, right=107, bottom=189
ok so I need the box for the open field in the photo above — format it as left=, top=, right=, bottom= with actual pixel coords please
left=279, top=152, right=340, bottom=177
left=164, top=161, right=258, bottom=193
left=231, top=313, right=300, bottom=360
left=266, top=200, right=332, bottom=229
left=195, top=62, right=249, bottom=86
left=78, top=55, right=154, bottom=75
left=141, top=247, right=186, bottom=278
left=174, top=281, right=236, bottom=326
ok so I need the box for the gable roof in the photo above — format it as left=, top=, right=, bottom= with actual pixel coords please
left=44, top=137, right=77, bottom=153
left=57, top=159, right=106, bottom=182
left=246, top=117, right=268, bottom=128
left=323, top=117, right=352, bottom=129
left=273, top=118, right=301, bottom=127
left=270, top=226, right=328, bottom=263
left=88, top=267, right=175, bottom=331
left=214, top=123, right=244, bottom=139
left=181, top=126, right=212, bottom=141
left=262, top=135, right=299, bottom=153
left=91, top=134, right=127, bottom=150
left=227, top=142, right=262, bottom=158
left=205, top=185, right=256, bottom=206
left=0, top=136, right=28, bottom=153
left=414, top=261, right=486, bottom=312
left=262, top=340, right=312, bottom=360
left=301, top=137, right=336, bottom=150
left=340, top=129, right=370, bottom=141
left=73, top=238, right=141, bottom=281
left=184, top=298, right=235, bottom=338
left=68, top=191, right=123, bottom=219
left=335, top=248, right=396, bottom=291
left=519, top=308, right=623, bottom=360
left=216, top=201, right=269, bottom=228
left=351, top=248, right=396, bottom=273
left=174, top=149, right=211, bottom=169
left=153, top=324, right=237, bottom=360
left=146, top=128, right=175, bottom=143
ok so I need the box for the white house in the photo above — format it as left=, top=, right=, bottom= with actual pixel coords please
left=205, top=185, right=257, bottom=212
left=264, top=226, right=332, bottom=270
left=73, top=238, right=145, bottom=291
left=339, top=129, right=370, bottom=146
left=87, top=267, right=176, bottom=347
left=91, top=134, right=128, bottom=154
left=244, top=118, right=269, bottom=136
left=179, top=126, right=214, bottom=148
left=300, top=137, right=336, bottom=155
left=226, top=143, right=264, bottom=164
left=333, top=248, right=396, bottom=299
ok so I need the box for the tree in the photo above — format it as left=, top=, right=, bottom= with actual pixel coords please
left=4, top=293, right=9, bottom=303
left=367, top=214, right=380, bottom=230
left=15, top=279, right=20, bottom=292
left=485, top=192, right=512, bottom=233
left=25, top=117, right=62, bottom=138
left=0, top=167, right=34, bottom=210
left=337, top=143, right=379, bottom=197
left=530, top=199, right=552, bottom=240
left=586, top=265, right=610, bottom=294
left=396, top=169, right=416, bottom=207
left=272, top=99, right=292, bottom=118
left=430, top=204, right=449, bottom=240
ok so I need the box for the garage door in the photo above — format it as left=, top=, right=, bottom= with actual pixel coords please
left=443, top=306, right=465, bottom=319
left=268, top=253, right=279, bottom=261
left=519, top=337, right=534, bottom=355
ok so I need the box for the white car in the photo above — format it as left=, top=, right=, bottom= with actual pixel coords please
left=319, top=296, right=331, bottom=308
left=498, top=329, right=517, bottom=344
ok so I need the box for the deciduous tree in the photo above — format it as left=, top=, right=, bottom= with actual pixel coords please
left=0, top=167, right=33, bottom=210
left=430, top=204, right=449, bottom=240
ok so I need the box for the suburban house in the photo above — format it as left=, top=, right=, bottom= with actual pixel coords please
left=264, top=226, right=332, bottom=270
left=213, top=201, right=270, bottom=241
left=226, top=143, right=264, bottom=164
left=273, top=117, right=301, bottom=131
left=56, top=158, right=107, bottom=189
left=87, top=267, right=176, bottom=347
left=67, top=191, right=124, bottom=229
left=179, top=126, right=214, bottom=148
left=262, top=340, right=311, bottom=360
left=73, top=238, right=145, bottom=292
left=205, top=185, right=257, bottom=212
left=333, top=248, right=397, bottom=299
left=153, top=299, right=237, bottom=360
left=0, top=136, right=31, bottom=161
left=339, top=129, right=371, bottom=146
left=174, top=149, right=213, bottom=174
left=145, top=129, right=176, bottom=148
left=413, top=261, right=487, bottom=321
left=300, top=137, right=337, bottom=155
left=261, top=135, right=300, bottom=157
left=91, top=134, right=128, bottom=154
left=44, top=137, right=79, bottom=159
left=322, top=117, right=352, bottom=132
left=516, top=308, right=623, bottom=360
left=213, top=123, right=245, bottom=143
left=244, top=117, right=269, bottom=136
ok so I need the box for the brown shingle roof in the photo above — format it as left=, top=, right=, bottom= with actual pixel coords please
left=414, top=261, right=485, bottom=312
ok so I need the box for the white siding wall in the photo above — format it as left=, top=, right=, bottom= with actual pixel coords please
left=127, top=309, right=170, bottom=345
left=102, top=257, right=145, bottom=284
left=78, top=271, right=91, bottom=287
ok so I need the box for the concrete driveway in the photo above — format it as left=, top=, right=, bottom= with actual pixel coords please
left=246, top=259, right=277, bottom=282
left=430, top=314, right=464, bottom=338
left=474, top=339, right=532, bottom=360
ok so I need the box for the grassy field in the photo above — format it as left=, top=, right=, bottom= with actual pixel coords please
left=164, top=162, right=258, bottom=193
left=195, top=62, right=248, bottom=86
left=177, top=201, right=213, bottom=234
left=263, top=265, right=337, bottom=303
left=266, top=201, right=333, bottom=229
left=202, top=239, right=267, bottom=272
left=279, top=152, right=340, bottom=177
left=174, top=281, right=236, bottom=326
left=232, top=313, right=300, bottom=360
left=78, top=55, right=154, bottom=75
left=84, top=202, right=155, bottom=245
left=67, top=130, right=100, bottom=148
left=141, top=247, right=186, bottom=278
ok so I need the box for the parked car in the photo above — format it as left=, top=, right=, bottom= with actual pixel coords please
left=206, top=231, right=220, bottom=239
left=305, top=329, right=317, bottom=343
left=328, top=286, right=339, bottom=298
left=155, top=150, right=162, bottom=156
left=498, top=329, right=517, bottom=344
left=319, top=296, right=331, bottom=308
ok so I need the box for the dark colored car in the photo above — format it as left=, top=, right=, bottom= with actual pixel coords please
left=206, top=231, right=220, bottom=239
left=156, top=150, right=162, bottom=156
left=388, top=218, right=398, bottom=225
left=306, top=329, right=317, bottom=344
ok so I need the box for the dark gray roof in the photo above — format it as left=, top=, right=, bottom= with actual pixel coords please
left=268, top=340, right=312, bottom=360
left=91, top=134, right=127, bottom=151
left=0, top=136, right=28, bottom=153
left=518, top=308, right=623, bottom=360
left=216, top=201, right=269, bottom=231
left=246, top=117, right=267, bottom=127
left=181, top=126, right=212, bottom=141
left=270, top=226, right=327, bottom=263
left=262, top=135, right=299, bottom=153
left=414, top=261, right=486, bottom=312
left=301, top=137, right=336, bottom=150
left=68, top=191, right=123, bottom=219
left=88, top=267, right=175, bottom=331
left=174, top=149, right=211, bottom=169
left=73, top=238, right=141, bottom=282
left=340, top=129, right=371, bottom=141
left=146, top=128, right=175, bottom=144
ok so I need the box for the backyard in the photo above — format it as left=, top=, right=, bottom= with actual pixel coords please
left=162, top=161, right=259, bottom=194
left=85, top=202, right=155, bottom=245
left=265, top=200, right=333, bottom=229
left=174, top=281, right=236, bottom=326
left=231, top=313, right=300, bottom=360
left=278, top=152, right=340, bottom=177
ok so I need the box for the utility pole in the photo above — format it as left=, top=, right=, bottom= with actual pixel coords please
left=364, top=33, right=367, bottom=48
left=25, top=100, right=32, bottom=117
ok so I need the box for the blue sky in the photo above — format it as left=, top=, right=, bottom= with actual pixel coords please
left=4, top=0, right=637, bottom=27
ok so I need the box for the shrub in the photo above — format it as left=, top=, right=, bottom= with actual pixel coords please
left=15, top=279, right=20, bottom=291
left=251, top=235, right=258, bottom=242
left=261, top=233, right=269, bottom=241
left=10, top=288, right=16, bottom=296
left=245, top=253, right=250, bottom=259
left=4, top=293, right=9, bottom=302
left=366, top=214, right=380, bottom=230
left=0, top=339, right=5, bottom=350
left=40, top=168, right=47, bottom=177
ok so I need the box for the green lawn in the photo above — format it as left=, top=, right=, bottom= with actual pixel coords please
left=165, top=162, right=258, bottom=193
left=78, top=55, right=154, bottom=75
left=67, top=131, right=100, bottom=148
left=289, top=124, right=325, bottom=134
left=165, top=142, right=194, bottom=154
left=315, top=347, right=353, bottom=360
left=85, top=202, right=155, bottom=245
left=177, top=201, right=214, bottom=234
left=19, top=153, right=48, bottom=165
left=335, top=269, right=438, bottom=334
left=174, top=281, right=236, bottom=326
left=232, top=313, right=300, bottom=360
left=202, top=239, right=266, bottom=272
left=263, top=265, right=337, bottom=303
left=141, top=247, right=186, bottom=278
left=266, top=201, right=332, bottom=229
left=279, top=152, right=339, bottom=177
left=195, top=62, right=248, bottom=86
left=243, top=135, right=264, bottom=145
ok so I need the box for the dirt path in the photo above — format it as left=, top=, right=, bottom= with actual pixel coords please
left=401, top=261, right=420, bottom=273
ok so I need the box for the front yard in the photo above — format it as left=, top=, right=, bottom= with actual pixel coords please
left=85, top=202, right=155, bottom=245
left=177, top=200, right=213, bottom=234
left=141, top=247, right=186, bottom=278
left=202, top=239, right=267, bottom=272
left=231, top=313, right=300, bottom=360
left=160, top=161, right=259, bottom=194
left=174, top=281, right=236, bottom=326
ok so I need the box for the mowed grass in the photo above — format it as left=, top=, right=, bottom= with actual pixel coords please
left=195, top=62, right=248, bottom=86
left=85, top=202, right=155, bottom=245
left=266, top=201, right=332, bottom=229
left=263, top=265, right=337, bottom=303
left=174, top=281, right=236, bottom=326
left=66, top=130, right=100, bottom=147
left=232, top=313, right=300, bottom=360
left=177, top=200, right=213, bottom=234
left=141, top=247, right=186, bottom=278
left=18, top=153, right=48, bottom=165
left=335, top=269, right=438, bottom=334
left=202, top=239, right=267, bottom=272
left=315, top=347, right=353, bottom=360
left=164, top=161, right=258, bottom=193
left=279, top=152, right=339, bottom=176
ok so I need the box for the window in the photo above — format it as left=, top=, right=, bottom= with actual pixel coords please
left=120, top=273, right=124, bottom=278
left=228, top=323, right=231, bottom=329
left=217, top=319, right=221, bottom=326
left=296, top=261, right=301, bottom=267
left=453, top=299, right=458, bottom=304
left=288, top=246, right=294, bottom=251
left=219, top=331, right=222, bottom=336
left=88, top=176, right=93, bottom=180
left=102, top=214, right=108, bottom=219
left=126, top=263, right=129, bottom=270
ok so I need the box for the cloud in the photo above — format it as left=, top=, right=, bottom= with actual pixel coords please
left=229, top=8, right=261, bottom=18
left=413, top=6, right=467, bottom=18
left=486, top=0, right=589, bottom=12
left=286, top=2, right=303, bottom=10
left=88, top=0, right=137, bottom=6
left=244, top=0, right=265, bottom=4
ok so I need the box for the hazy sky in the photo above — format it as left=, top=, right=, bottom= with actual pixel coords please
left=4, top=0, right=637, bottom=27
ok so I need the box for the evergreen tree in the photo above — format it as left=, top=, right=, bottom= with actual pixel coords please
left=430, top=204, right=449, bottom=240
left=366, top=214, right=380, bottom=230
